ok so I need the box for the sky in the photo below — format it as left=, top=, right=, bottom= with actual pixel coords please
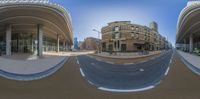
left=51, top=0, right=188, bottom=45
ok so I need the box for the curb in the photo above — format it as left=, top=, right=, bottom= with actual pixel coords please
left=0, top=57, right=68, bottom=81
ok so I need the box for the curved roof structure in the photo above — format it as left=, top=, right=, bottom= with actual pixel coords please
left=176, top=1, right=200, bottom=43
left=0, top=0, right=73, bottom=45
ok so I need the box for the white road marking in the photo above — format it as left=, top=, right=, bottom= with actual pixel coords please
left=87, top=80, right=94, bottom=85
left=98, top=86, right=154, bottom=92
left=79, top=68, right=85, bottom=77
left=139, top=60, right=147, bottom=63
left=165, top=67, right=170, bottom=76
left=77, top=59, right=79, bottom=65
left=106, top=61, right=114, bottom=64
left=140, top=68, right=144, bottom=72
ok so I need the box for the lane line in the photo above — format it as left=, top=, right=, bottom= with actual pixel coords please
left=76, top=57, right=80, bottom=65
left=79, top=68, right=85, bottom=77
left=165, top=67, right=170, bottom=76
left=98, top=86, right=155, bottom=93
left=87, top=80, right=94, bottom=85
left=105, top=61, right=114, bottom=64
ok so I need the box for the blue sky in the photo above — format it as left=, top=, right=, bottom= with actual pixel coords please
left=51, top=0, right=188, bottom=45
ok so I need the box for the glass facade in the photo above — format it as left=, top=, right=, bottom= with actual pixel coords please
left=0, top=33, right=6, bottom=54
left=0, top=32, right=67, bottom=55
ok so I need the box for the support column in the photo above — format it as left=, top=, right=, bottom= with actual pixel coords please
left=57, top=34, right=60, bottom=53
left=189, top=34, right=193, bottom=53
left=66, top=42, right=69, bottom=51
left=37, top=24, right=43, bottom=56
left=183, top=39, right=186, bottom=51
left=6, top=25, right=11, bottom=56
left=63, top=41, right=65, bottom=51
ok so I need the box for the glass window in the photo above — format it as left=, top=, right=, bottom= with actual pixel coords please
left=115, top=33, right=120, bottom=39
left=114, top=26, right=120, bottom=32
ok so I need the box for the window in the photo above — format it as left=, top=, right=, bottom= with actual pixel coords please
left=114, top=26, right=120, bottom=32
left=131, top=32, right=135, bottom=37
left=135, top=33, right=139, bottom=39
left=115, top=33, right=120, bottom=39
left=131, top=26, right=134, bottom=30
left=136, top=27, right=139, bottom=32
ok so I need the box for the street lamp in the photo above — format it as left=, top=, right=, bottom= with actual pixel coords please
left=93, top=29, right=101, bottom=53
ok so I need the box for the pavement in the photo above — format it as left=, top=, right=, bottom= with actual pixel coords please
left=94, top=51, right=162, bottom=59
left=44, top=51, right=95, bottom=56
left=77, top=50, right=173, bottom=92
left=89, top=51, right=162, bottom=65
left=177, top=50, right=200, bottom=68
left=1, top=50, right=200, bottom=99
left=0, top=54, right=66, bottom=74
left=0, top=53, right=68, bottom=81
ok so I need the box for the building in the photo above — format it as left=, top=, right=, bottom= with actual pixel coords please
left=80, top=37, right=100, bottom=50
left=73, top=37, right=79, bottom=50
left=0, top=0, right=73, bottom=56
left=78, top=41, right=83, bottom=50
left=176, top=0, right=200, bottom=52
left=101, top=21, right=167, bottom=52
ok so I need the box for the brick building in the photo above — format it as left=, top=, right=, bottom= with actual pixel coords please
left=80, top=37, right=101, bottom=50
left=101, top=21, right=167, bottom=52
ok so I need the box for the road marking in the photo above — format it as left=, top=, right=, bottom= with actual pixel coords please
left=106, top=61, right=114, bottom=64
left=155, top=81, right=162, bottom=86
left=140, top=68, right=144, bottom=72
left=139, top=60, right=147, bottom=63
left=170, top=59, right=172, bottom=64
left=87, top=80, right=94, bottom=85
left=165, top=67, right=170, bottom=76
left=98, top=85, right=154, bottom=92
left=79, top=68, right=85, bottom=77
left=77, top=59, right=79, bottom=65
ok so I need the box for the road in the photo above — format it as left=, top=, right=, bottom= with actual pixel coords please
left=77, top=50, right=173, bottom=91
left=1, top=50, right=200, bottom=99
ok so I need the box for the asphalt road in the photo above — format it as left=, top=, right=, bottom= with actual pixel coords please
left=77, top=50, right=174, bottom=91
left=1, top=50, right=200, bottom=99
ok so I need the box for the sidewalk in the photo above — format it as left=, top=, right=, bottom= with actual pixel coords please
left=90, top=51, right=163, bottom=64
left=0, top=53, right=68, bottom=81
left=177, top=50, right=200, bottom=68
left=94, top=51, right=162, bottom=59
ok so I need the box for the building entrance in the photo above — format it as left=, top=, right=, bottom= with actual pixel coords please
left=11, top=33, right=34, bottom=54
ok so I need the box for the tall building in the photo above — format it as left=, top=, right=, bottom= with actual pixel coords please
left=73, top=37, right=79, bottom=50
left=101, top=21, right=167, bottom=52
left=176, top=0, right=200, bottom=52
left=0, top=0, right=73, bottom=56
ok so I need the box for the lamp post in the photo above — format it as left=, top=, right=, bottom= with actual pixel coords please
left=93, top=29, right=101, bottom=53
